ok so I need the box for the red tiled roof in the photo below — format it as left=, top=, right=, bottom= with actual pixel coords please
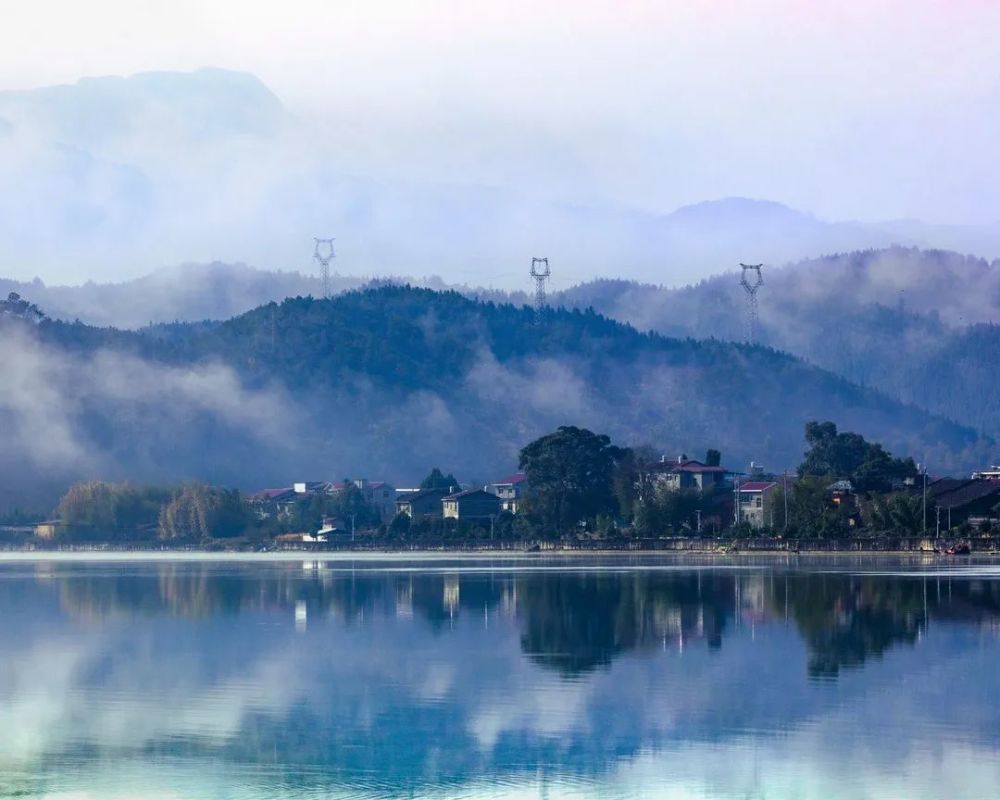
left=493, top=472, right=527, bottom=486
left=738, top=481, right=778, bottom=492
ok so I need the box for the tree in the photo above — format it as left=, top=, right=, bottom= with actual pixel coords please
left=633, top=486, right=701, bottom=536
left=419, top=468, right=459, bottom=492
left=799, top=421, right=917, bottom=493
left=158, top=484, right=251, bottom=540
left=705, top=449, right=722, bottom=467
left=866, top=493, right=923, bottom=535
left=56, top=481, right=172, bottom=540
left=779, top=476, right=852, bottom=538
left=518, top=426, right=629, bottom=533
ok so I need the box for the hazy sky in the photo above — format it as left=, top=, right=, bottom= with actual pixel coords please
left=2, top=0, right=998, bottom=226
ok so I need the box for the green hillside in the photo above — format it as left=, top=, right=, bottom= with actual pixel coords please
left=2, top=285, right=991, bottom=512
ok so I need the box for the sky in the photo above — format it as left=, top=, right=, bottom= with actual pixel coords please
left=0, top=0, right=998, bottom=287
left=2, top=0, right=998, bottom=225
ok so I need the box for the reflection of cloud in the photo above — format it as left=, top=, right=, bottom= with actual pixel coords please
left=0, top=563, right=999, bottom=798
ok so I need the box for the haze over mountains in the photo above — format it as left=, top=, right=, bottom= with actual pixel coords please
left=5, top=244, right=999, bottom=461
left=3, top=67, right=999, bottom=513
left=0, top=285, right=990, bottom=513
left=3, top=68, right=1000, bottom=288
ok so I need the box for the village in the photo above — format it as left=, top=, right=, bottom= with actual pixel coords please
left=13, top=423, right=1000, bottom=547
left=247, top=452, right=1000, bottom=545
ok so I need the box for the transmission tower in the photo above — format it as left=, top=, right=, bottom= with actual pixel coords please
left=739, top=263, right=764, bottom=344
left=313, top=238, right=336, bottom=298
left=530, top=257, right=551, bottom=311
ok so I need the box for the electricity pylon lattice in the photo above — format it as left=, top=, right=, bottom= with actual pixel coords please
left=313, top=238, right=336, bottom=298
left=739, top=263, right=764, bottom=344
left=530, top=257, right=550, bottom=311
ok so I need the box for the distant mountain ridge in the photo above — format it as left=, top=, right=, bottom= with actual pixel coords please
left=3, top=68, right=1000, bottom=285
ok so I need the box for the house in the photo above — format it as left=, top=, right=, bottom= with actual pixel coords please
left=34, top=520, right=66, bottom=539
left=647, top=455, right=730, bottom=492
left=735, top=481, right=779, bottom=529
left=442, top=489, right=501, bottom=521
left=972, top=465, right=1000, bottom=480
left=928, top=479, right=1000, bottom=528
left=334, top=479, right=397, bottom=521
left=488, top=472, right=528, bottom=513
left=249, top=488, right=298, bottom=520
left=293, top=481, right=332, bottom=495
left=396, top=488, right=452, bottom=519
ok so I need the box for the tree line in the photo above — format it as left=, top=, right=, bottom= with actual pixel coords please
left=38, top=419, right=994, bottom=544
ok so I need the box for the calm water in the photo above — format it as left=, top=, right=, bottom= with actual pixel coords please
left=1, top=554, right=999, bottom=799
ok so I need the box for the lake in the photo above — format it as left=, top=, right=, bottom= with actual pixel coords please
left=0, top=553, right=998, bottom=798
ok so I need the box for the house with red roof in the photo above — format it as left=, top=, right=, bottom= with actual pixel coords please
left=647, top=456, right=730, bottom=492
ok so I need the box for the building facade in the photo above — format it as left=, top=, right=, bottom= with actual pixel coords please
left=396, top=488, right=451, bottom=519
left=647, top=456, right=729, bottom=492
left=488, top=473, right=528, bottom=513
left=442, top=489, right=501, bottom=521
left=735, top=481, right=779, bottom=529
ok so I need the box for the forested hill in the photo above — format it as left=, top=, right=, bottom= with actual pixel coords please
left=1, top=285, right=992, bottom=512
left=553, top=247, right=1000, bottom=440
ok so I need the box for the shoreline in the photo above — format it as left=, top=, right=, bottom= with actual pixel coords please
left=0, top=535, right=997, bottom=560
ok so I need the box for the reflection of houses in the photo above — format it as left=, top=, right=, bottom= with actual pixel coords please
left=647, top=455, right=729, bottom=491
left=735, top=481, right=779, bottom=529
left=928, top=478, right=1000, bottom=528
left=395, top=488, right=451, bottom=519
left=488, top=473, right=528, bottom=513
left=443, top=574, right=460, bottom=613
left=442, top=489, right=501, bottom=520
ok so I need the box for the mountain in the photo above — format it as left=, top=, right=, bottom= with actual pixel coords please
left=0, top=285, right=990, bottom=513
left=0, top=68, right=287, bottom=151
left=4, top=68, right=1000, bottom=287
left=553, top=247, right=1000, bottom=439
left=0, top=263, right=362, bottom=328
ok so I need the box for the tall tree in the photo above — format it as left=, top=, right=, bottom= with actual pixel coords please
left=419, top=468, right=459, bottom=492
left=518, top=426, right=629, bottom=533
left=799, top=421, right=917, bottom=493
left=158, top=484, right=250, bottom=540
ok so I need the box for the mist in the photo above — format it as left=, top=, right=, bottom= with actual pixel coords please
left=2, top=64, right=1000, bottom=291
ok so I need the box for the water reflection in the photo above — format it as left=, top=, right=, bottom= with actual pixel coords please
left=1, top=556, right=999, bottom=798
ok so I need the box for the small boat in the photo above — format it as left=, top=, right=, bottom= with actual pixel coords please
left=946, top=542, right=971, bottom=555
